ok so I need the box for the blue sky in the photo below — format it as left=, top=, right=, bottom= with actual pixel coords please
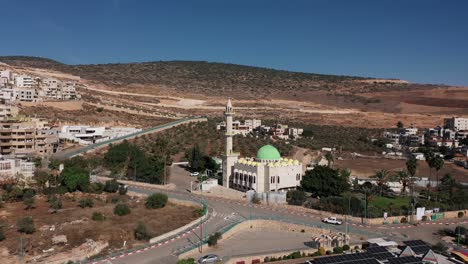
left=0, top=0, right=467, bottom=85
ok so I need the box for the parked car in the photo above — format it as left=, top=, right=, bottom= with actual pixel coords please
left=198, top=254, right=220, bottom=263
left=190, top=172, right=200, bottom=177
left=322, top=216, right=342, bottom=225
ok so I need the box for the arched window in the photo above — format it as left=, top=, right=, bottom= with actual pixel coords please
left=253, top=176, right=256, bottom=184
left=277, top=176, right=280, bottom=184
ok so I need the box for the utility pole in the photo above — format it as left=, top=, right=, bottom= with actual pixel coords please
left=20, top=235, right=23, bottom=264
left=346, top=196, right=351, bottom=234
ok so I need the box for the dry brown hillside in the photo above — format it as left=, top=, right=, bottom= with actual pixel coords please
left=1, top=56, right=467, bottom=128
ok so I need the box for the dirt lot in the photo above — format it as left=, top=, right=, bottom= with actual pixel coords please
left=335, top=157, right=468, bottom=182
left=0, top=192, right=200, bottom=263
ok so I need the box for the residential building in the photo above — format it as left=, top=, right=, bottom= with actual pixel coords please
left=40, top=79, right=78, bottom=100
left=14, top=75, right=35, bottom=88
left=14, top=87, right=41, bottom=102
left=0, top=70, right=11, bottom=87
left=0, top=104, right=19, bottom=120
left=59, top=125, right=141, bottom=145
left=0, top=157, right=35, bottom=181
left=0, top=119, right=59, bottom=157
left=444, top=117, right=468, bottom=131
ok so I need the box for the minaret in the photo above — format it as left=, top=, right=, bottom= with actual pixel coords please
left=222, top=98, right=239, bottom=188
left=225, top=98, right=234, bottom=155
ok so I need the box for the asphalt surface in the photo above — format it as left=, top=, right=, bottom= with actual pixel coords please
left=93, top=165, right=467, bottom=264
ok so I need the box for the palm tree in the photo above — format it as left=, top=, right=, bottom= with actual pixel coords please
left=396, top=170, right=409, bottom=195
left=372, top=169, right=390, bottom=196
left=405, top=156, right=418, bottom=223
left=324, top=152, right=334, bottom=168
left=433, top=156, right=444, bottom=201
left=424, top=151, right=435, bottom=181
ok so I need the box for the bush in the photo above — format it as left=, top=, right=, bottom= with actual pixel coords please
left=400, top=217, right=407, bottom=224
left=110, top=196, right=122, bottom=204
left=23, top=196, right=35, bottom=210
left=251, top=194, right=261, bottom=204
left=86, top=182, right=104, bottom=194
left=421, top=215, right=428, bottom=221
left=326, top=250, right=332, bottom=255
left=333, top=246, right=344, bottom=254
left=177, top=258, right=196, bottom=264
left=104, top=179, right=119, bottom=193
left=145, top=193, right=168, bottom=209
left=79, top=198, right=94, bottom=208
left=92, top=212, right=106, bottom=221
left=458, top=211, right=464, bottom=218
left=287, top=190, right=307, bottom=206
left=134, top=221, right=152, bottom=240
left=343, top=244, right=350, bottom=251
left=432, top=242, right=448, bottom=253
left=17, top=217, right=35, bottom=234
left=114, top=203, right=131, bottom=216
left=207, top=232, right=222, bottom=247
left=49, top=196, right=62, bottom=212
left=118, top=185, right=128, bottom=195
left=0, top=226, right=5, bottom=241
left=96, top=107, right=104, bottom=112
left=318, top=246, right=326, bottom=256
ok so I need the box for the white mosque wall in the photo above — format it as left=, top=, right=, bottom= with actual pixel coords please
left=266, top=164, right=302, bottom=192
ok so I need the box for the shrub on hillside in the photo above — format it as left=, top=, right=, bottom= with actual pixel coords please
left=49, top=196, right=62, bottom=212
left=134, top=221, right=152, bottom=240
left=343, top=245, right=350, bottom=251
left=92, top=212, right=106, bottom=221
left=145, top=193, right=168, bottom=209
left=177, top=258, right=196, bottom=264
left=0, top=226, right=5, bottom=241
left=458, top=211, right=464, bottom=218
left=17, top=217, right=35, bottom=234
left=114, top=203, right=131, bottom=216
left=104, top=179, right=119, bottom=193
left=400, top=217, right=407, bottom=224
left=79, top=198, right=94, bottom=208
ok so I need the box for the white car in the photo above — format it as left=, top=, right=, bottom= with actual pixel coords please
left=198, top=254, right=220, bottom=263
left=190, top=172, right=200, bottom=177
left=322, top=216, right=342, bottom=225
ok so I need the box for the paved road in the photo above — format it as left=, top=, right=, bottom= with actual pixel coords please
left=53, top=117, right=207, bottom=160
left=96, top=166, right=467, bottom=264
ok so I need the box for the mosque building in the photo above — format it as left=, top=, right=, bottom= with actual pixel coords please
left=222, top=99, right=303, bottom=193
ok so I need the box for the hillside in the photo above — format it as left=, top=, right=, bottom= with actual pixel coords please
left=0, top=56, right=378, bottom=97
left=1, top=56, right=467, bottom=129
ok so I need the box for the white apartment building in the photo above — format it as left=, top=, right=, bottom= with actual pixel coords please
left=0, top=70, right=11, bottom=87
left=60, top=125, right=142, bottom=145
left=0, top=157, right=35, bottom=181
left=14, top=75, right=35, bottom=88
left=41, top=79, right=78, bottom=100
left=444, top=117, right=468, bottom=131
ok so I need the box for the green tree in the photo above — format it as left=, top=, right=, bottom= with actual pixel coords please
left=287, top=190, right=307, bottom=206
left=60, top=166, right=90, bottom=192
left=372, top=169, right=390, bottom=196
left=433, top=156, right=444, bottom=188
left=185, top=144, right=205, bottom=172
left=17, top=217, right=35, bottom=234
left=397, top=121, right=404, bottom=129
left=177, top=258, right=196, bottom=264
left=396, top=170, right=409, bottom=195
left=406, top=156, right=417, bottom=177
left=145, top=193, right=168, bottom=209
left=425, top=151, right=435, bottom=183
left=301, top=165, right=350, bottom=197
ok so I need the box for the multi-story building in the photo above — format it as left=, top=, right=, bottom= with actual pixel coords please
left=0, top=157, right=35, bottom=181
left=40, top=79, right=78, bottom=100
left=444, top=117, right=468, bottom=131
left=0, top=119, right=59, bottom=157
left=0, top=70, right=11, bottom=87
left=14, top=87, right=41, bottom=102
left=0, top=104, right=19, bottom=120
left=14, top=75, right=35, bottom=88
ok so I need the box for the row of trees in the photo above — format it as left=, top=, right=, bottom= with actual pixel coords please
left=104, top=140, right=168, bottom=184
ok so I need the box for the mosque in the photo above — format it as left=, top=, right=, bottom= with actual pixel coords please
left=222, top=99, right=303, bottom=193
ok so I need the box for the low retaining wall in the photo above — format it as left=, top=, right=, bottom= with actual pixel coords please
left=179, top=219, right=331, bottom=260
left=96, top=176, right=175, bottom=190
left=150, top=210, right=207, bottom=244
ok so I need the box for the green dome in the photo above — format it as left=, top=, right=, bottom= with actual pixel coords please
left=256, top=145, right=281, bottom=161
